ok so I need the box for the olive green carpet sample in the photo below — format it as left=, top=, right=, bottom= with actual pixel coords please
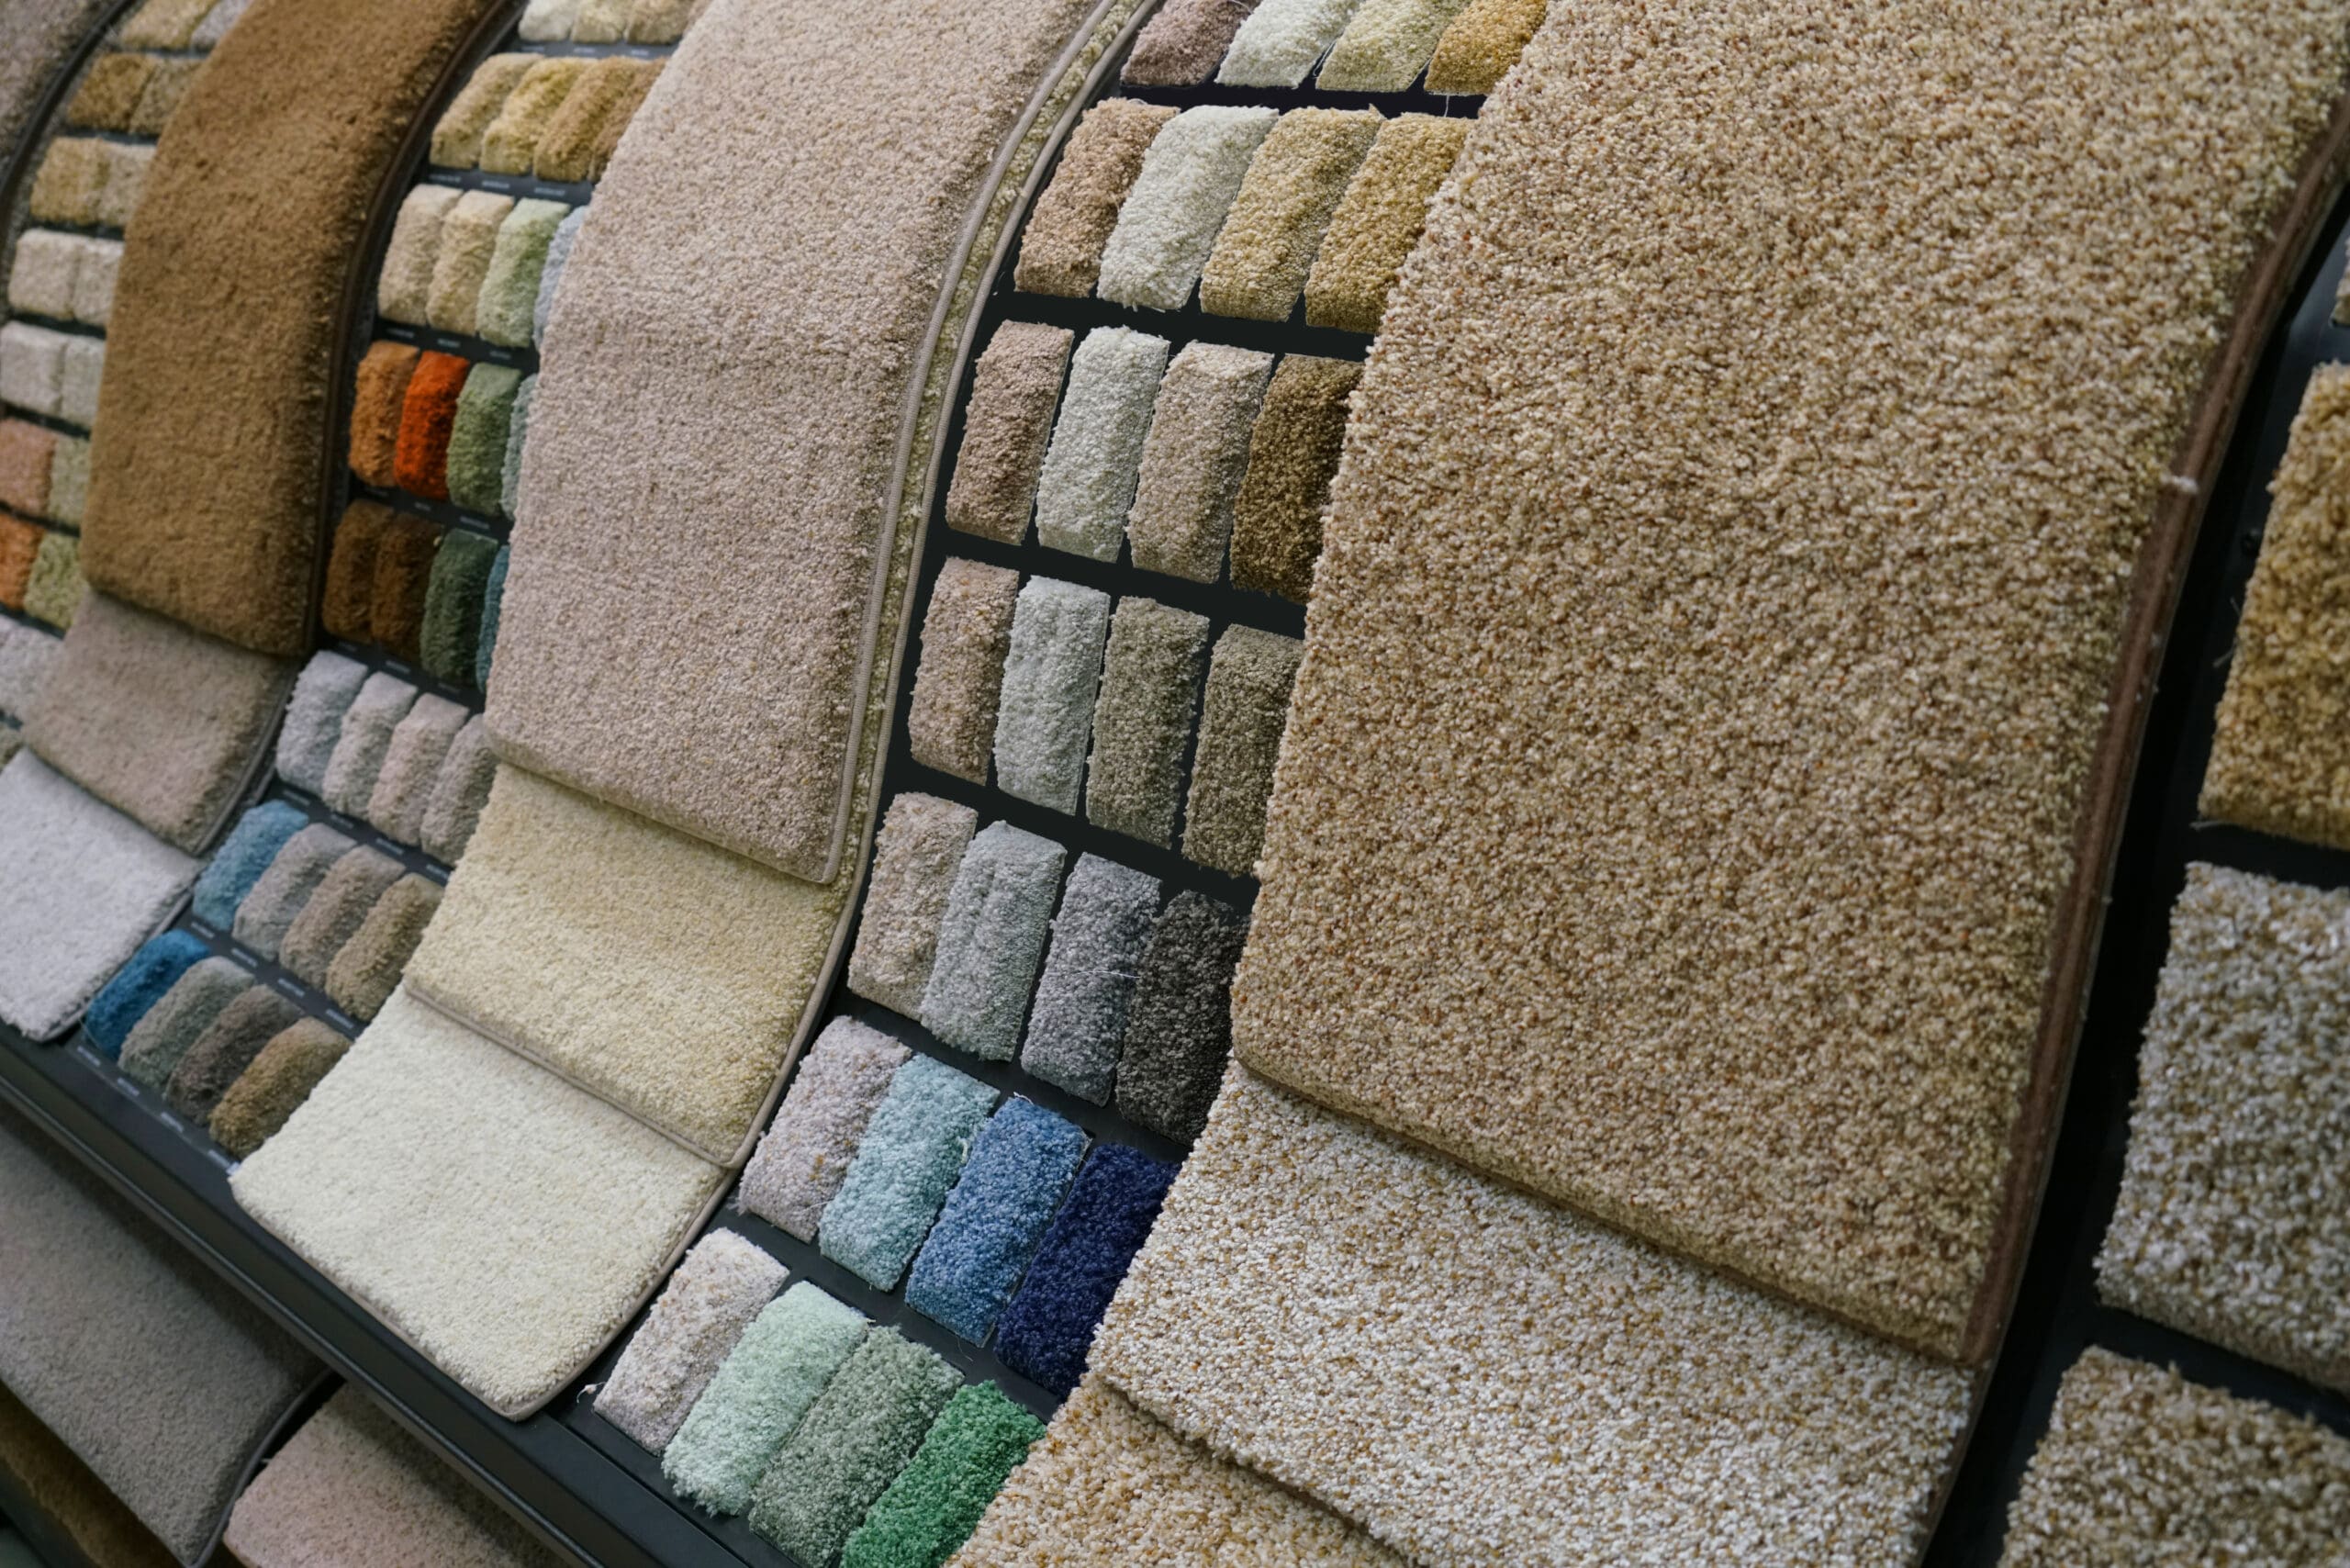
left=747, top=1329, right=961, bottom=1565
left=79, top=0, right=505, bottom=655
left=1227, top=354, right=1356, bottom=602
left=1181, top=625, right=1300, bottom=875
left=842, top=1383, right=1043, bottom=1568
left=207, top=1017, right=349, bottom=1159
left=323, top=872, right=442, bottom=1023
left=1302, top=114, right=1468, bottom=334
left=430, top=53, right=533, bottom=168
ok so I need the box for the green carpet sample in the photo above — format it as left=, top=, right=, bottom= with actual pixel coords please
left=349, top=342, right=420, bottom=488
left=1200, top=109, right=1381, bottom=321
left=46, top=434, right=88, bottom=527
left=945, top=321, right=1072, bottom=543
left=1015, top=99, right=1177, bottom=298
left=1035, top=327, right=1169, bottom=561
left=421, top=529, right=501, bottom=685
left=907, top=1099, right=1088, bottom=1343
left=273, top=650, right=368, bottom=794
left=596, top=1230, right=788, bottom=1453
left=426, top=192, right=513, bottom=337
left=1098, top=106, right=1278, bottom=312
left=230, top=823, right=356, bottom=961
left=1127, top=342, right=1272, bottom=580
left=277, top=844, right=403, bottom=990
left=0, top=421, right=52, bottom=518
left=446, top=367, right=524, bottom=518
left=84, top=931, right=210, bottom=1058
left=906, top=564, right=1019, bottom=788
left=475, top=200, right=569, bottom=350
left=323, top=872, right=442, bottom=1023
left=191, top=800, right=309, bottom=928
left=991, top=576, right=1111, bottom=813
left=420, top=715, right=496, bottom=861
left=819, top=1054, right=999, bottom=1290
left=367, top=693, right=471, bottom=844
left=501, top=378, right=535, bottom=520
left=376, top=185, right=460, bottom=327
left=164, top=984, right=303, bottom=1124
left=841, top=1383, right=1045, bottom=1568
left=532, top=57, right=652, bottom=183
left=1303, top=114, right=1468, bottom=333
left=322, top=503, right=392, bottom=642
left=920, top=823, right=1068, bottom=1060
left=1220, top=0, right=1367, bottom=84
left=22, top=532, right=80, bottom=628
left=747, top=1329, right=962, bottom=1566
left=1021, top=853, right=1159, bottom=1104
left=1181, top=624, right=1302, bottom=875
left=321, top=671, right=420, bottom=817
left=480, top=56, right=587, bottom=175
left=1085, top=597, right=1208, bottom=846
left=120, top=955, right=248, bottom=1091
left=393, top=350, right=472, bottom=499
left=666, top=1282, right=870, bottom=1517
left=369, top=513, right=442, bottom=661
left=431, top=53, right=534, bottom=169
left=1115, top=891, right=1247, bottom=1142
left=1125, top=0, right=1263, bottom=85
left=1424, top=0, right=1542, bottom=93
left=1228, top=354, right=1359, bottom=601
left=207, top=1017, right=349, bottom=1159
left=1317, top=0, right=1469, bottom=88
left=992, top=1144, right=1176, bottom=1397
left=847, top=793, right=980, bottom=1018
left=736, top=1017, right=912, bottom=1241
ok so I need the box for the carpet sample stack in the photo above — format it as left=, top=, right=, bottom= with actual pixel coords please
left=734, top=1023, right=911, bottom=1244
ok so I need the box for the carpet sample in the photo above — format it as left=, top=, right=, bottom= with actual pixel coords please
left=1035, top=328, right=1169, bottom=561
left=0, top=1382, right=179, bottom=1568
left=907, top=1099, right=1089, bottom=1343
left=377, top=185, right=462, bottom=328
left=736, top=1017, right=912, bottom=1241
left=274, top=650, right=369, bottom=795
left=1317, top=0, right=1468, bottom=88
left=2095, top=865, right=2350, bottom=1394
left=1199, top=110, right=1380, bottom=321
left=323, top=503, right=392, bottom=639
left=627, top=0, right=693, bottom=41
left=164, top=984, right=303, bottom=1124
left=349, top=343, right=421, bottom=489
left=819, top=1054, right=999, bottom=1291
left=747, top=1329, right=962, bottom=1567
left=1127, top=342, right=1272, bottom=580
left=80, top=0, right=504, bottom=656
left=500, top=378, right=534, bottom=520
left=1998, top=1349, right=2350, bottom=1566
left=192, top=0, right=254, bottom=47
left=1098, top=108, right=1278, bottom=312
left=1227, top=354, right=1357, bottom=601
left=425, top=194, right=513, bottom=339
left=393, top=350, right=473, bottom=500
left=369, top=513, right=442, bottom=660
left=230, top=823, right=356, bottom=961
left=68, top=237, right=122, bottom=325
left=54, top=336, right=101, bottom=429
left=0, top=518, right=34, bottom=607
left=532, top=57, right=646, bottom=183
left=25, top=140, right=100, bottom=228
left=223, top=1386, right=565, bottom=1568
left=1015, top=100, right=1178, bottom=298
left=0, top=323, right=66, bottom=418
left=22, top=531, right=80, bottom=628
left=1302, top=115, right=1467, bottom=333
left=520, top=0, right=579, bottom=40
left=321, top=671, right=420, bottom=817
left=64, top=52, right=156, bottom=131
left=572, top=0, right=627, bottom=44
left=26, top=592, right=296, bottom=853
left=8, top=229, right=84, bottom=319
left=84, top=929, right=210, bottom=1058
left=406, top=765, right=852, bottom=1160
left=323, top=872, right=442, bottom=1022
left=91, top=139, right=152, bottom=230
left=0, top=422, right=54, bottom=517
left=419, top=714, right=496, bottom=861
left=2201, top=365, right=2350, bottom=848
left=475, top=201, right=569, bottom=350
left=992, top=1143, right=1176, bottom=1398
left=950, top=1377, right=1400, bottom=1567
left=0, top=619, right=57, bottom=722
left=480, top=57, right=586, bottom=176
left=119, top=956, right=248, bottom=1091
left=422, top=528, right=501, bottom=682
left=1085, top=598, right=1208, bottom=846
left=1114, top=892, right=1246, bottom=1142
left=1424, top=0, right=1541, bottom=93
left=1023, top=855, right=1159, bottom=1103
left=1097, top=1069, right=1973, bottom=1564
left=848, top=793, right=980, bottom=1019
left=921, top=823, right=1068, bottom=1060
left=431, top=53, right=534, bottom=168
left=190, top=800, right=310, bottom=929
left=44, top=433, right=88, bottom=527
left=908, top=559, right=1021, bottom=783
left=276, top=844, right=403, bottom=990
left=0, top=1107, right=317, bottom=1563
left=117, top=0, right=211, bottom=46
left=1181, top=625, right=1301, bottom=875
left=234, top=987, right=727, bottom=1416
left=575, top=60, right=662, bottom=189
left=844, top=1383, right=1044, bottom=1568
left=125, top=55, right=199, bottom=136
left=1125, top=0, right=1262, bottom=85
left=945, top=322, right=1072, bottom=543
left=1219, top=0, right=1366, bottom=84
left=991, top=577, right=1111, bottom=814
left=596, top=1230, right=789, bottom=1453
left=666, top=1282, right=869, bottom=1518
left=207, top=1017, right=350, bottom=1159
left=369, top=694, right=470, bottom=843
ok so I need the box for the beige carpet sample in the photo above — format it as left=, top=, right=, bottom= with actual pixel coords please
left=1086, top=597, right=1208, bottom=847
left=367, top=692, right=472, bottom=844
left=1198, top=108, right=1381, bottom=321
left=1302, top=114, right=1469, bottom=334
left=847, top=792, right=980, bottom=1019
left=908, top=558, right=1021, bottom=783
left=1424, top=0, right=1543, bottom=93
left=1218, top=0, right=1368, bottom=84
left=1317, top=0, right=1469, bottom=89
left=277, top=845, right=404, bottom=991
left=1182, top=624, right=1301, bottom=876
left=231, top=823, right=356, bottom=962
left=425, top=190, right=514, bottom=339
left=377, top=184, right=462, bottom=327
left=945, top=321, right=1073, bottom=543
left=736, top=1017, right=912, bottom=1240
left=1014, top=99, right=1177, bottom=298
left=1127, top=342, right=1272, bottom=581
left=430, top=52, right=534, bottom=168
left=1227, top=354, right=1357, bottom=602
left=993, top=576, right=1113, bottom=813
left=321, top=671, right=420, bottom=818
left=1998, top=1349, right=2350, bottom=1566
left=1124, top=0, right=1265, bottom=87
left=1097, top=106, right=1278, bottom=312
left=596, top=1230, right=787, bottom=1451
left=477, top=56, right=586, bottom=177
left=419, top=714, right=498, bottom=862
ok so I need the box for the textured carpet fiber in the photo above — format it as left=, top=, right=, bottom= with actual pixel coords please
left=1128, top=343, right=1272, bottom=583
left=321, top=672, right=419, bottom=818
left=84, top=930, right=209, bottom=1057
left=992, top=577, right=1111, bottom=814
left=322, top=871, right=442, bottom=1023
left=991, top=1143, right=1174, bottom=1398
left=1022, top=853, right=1158, bottom=1104
left=1114, top=892, right=1247, bottom=1144
left=207, top=1016, right=348, bottom=1159
left=1226, top=354, right=1357, bottom=602
left=120, top=956, right=247, bottom=1091
left=945, top=322, right=1071, bottom=546
left=920, top=823, right=1067, bottom=1060
left=431, top=53, right=533, bottom=167
left=191, top=800, right=308, bottom=928
left=420, top=714, right=497, bottom=861
left=476, top=199, right=570, bottom=349
left=1423, top=0, right=1541, bottom=94
left=165, top=983, right=303, bottom=1124
left=843, top=1382, right=1043, bottom=1568
left=1181, top=625, right=1300, bottom=876
left=1035, top=327, right=1169, bottom=563
left=445, top=373, right=524, bottom=521
left=746, top=1329, right=961, bottom=1566
left=596, top=1230, right=788, bottom=1452
left=420, top=529, right=501, bottom=684
left=848, top=793, right=980, bottom=1021
left=737, top=1017, right=912, bottom=1242
left=0, top=1381, right=177, bottom=1568
left=1015, top=99, right=1175, bottom=298
left=378, top=186, right=461, bottom=327
left=394, top=350, right=471, bottom=500
left=427, top=191, right=514, bottom=338
left=1317, top=0, right=1467, bottom=88
left=368, top=693, right=471, bottom=845
left=350, top=345, right=420, bottom=488
left=1124, top=0, right=1262, bottom=86
left=820, top=1054, right=999, bottom=1292
left=665, top=1281, right=869, bottom=1517
left=1219, top=0, right=1364, bottom=86
left=1199, top=109, right=1379, bottom=320
left=323, top=502, right=393, bottom=636
left=1086, top=597, right=1208, bottom=847
left=274, top=650, right=367, bottom=796
left=0, top=0, right=119, bottom=191
left=1099, top=107, right=1276, bottom=311
left=907, top=1098, right=1089, bottom=1343
left=908, top=559, right=1020, bottom=783
left=276, top=845, right=403, bottom=990
left=232, top=823, right=356, bottom=961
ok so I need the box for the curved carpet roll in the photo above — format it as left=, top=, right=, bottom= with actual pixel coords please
left=207, top=1017, right=349, bottom=1159
left=230, top=823, right=357, bottom=961
left=846, top=792, right=980, bottom=1019
left=79, top=0, right=508, bottom=656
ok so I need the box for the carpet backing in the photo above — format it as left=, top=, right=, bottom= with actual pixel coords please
left=847, top=793, right=980, bottom=1022
left=596, top=1230, right=787, bottom=1453
left=992, top=577, right=1112, bottom=814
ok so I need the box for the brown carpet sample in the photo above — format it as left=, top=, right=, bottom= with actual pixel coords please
left=847, top=792, right=980, bottom=1017
left=65, top=52, right=156, bottom=131
left=207, top=1017, right=349, bottom=1159
left=1182, top=624, right=1301, bottom=876
left=125, top=55, right=201, bottom=137
left=1423, top=0, right=1540, bottom=92
left=79, top=0, right=505, bottom=656
left=479, top=56, right=586, bottom=176
left=91, top=141, right=152, bottom=230
left=1015, top=98, right=1177, bottom=298
left=1227, top=354, right=1358, bottom=602
left=1127, top=342, right=1272, bottom=581
left=908, top=558, right=1021, bottom=783
left=395, top=351, right=471, bottom=498
left=1086, top=597, right=1209, bottom=847
left=1301, top=114, right=1469, bottom=334
left=322, top=499, right=395, bottom=641
left=0, top=516, right=38, bottom=608
left=576, top=57, right=662, bottom=180
left=0, top=421, right=54, bottom=518
left=324, top=872, right=442, bottom=1023
left=945, top=320, right=1073, bottom=544
left=430, top=52, right=533, bottom=169
left=0, top=1383, right=177, bottom=1568
left=348, top=342, right=421, bottom=489
left=163, top=984, right=304, bottom=1125
left=278, top=845, right=404, bottom=991
left=1231, top=0, right=2350, bottom=1361
left=369, top=512, right=443, bottom=660
left=532, top=55, right=650, bottom=183
left=1198, top=108, right=1382, bottom=322
left=1123, top=0, right=1263, bottom=87
left=24, top=592, right=295, bottom=853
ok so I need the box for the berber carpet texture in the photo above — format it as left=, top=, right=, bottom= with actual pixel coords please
left=1086, top=597, right=1208, bottom=847
left=596, top=1230, right=787, bottom=1452
left=992, top=577, right=1112, bottom=814
left=945, top=322, right=1073, bottom=544
left=1227, top=0, right=2350, bottom=1361
left=735, top=1017, right=911, bottom=1242
left=846, top=794, right=979, bottom=1021
left=79, top=0, right=505, bottom=656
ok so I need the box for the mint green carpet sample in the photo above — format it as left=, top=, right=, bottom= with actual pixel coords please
left=665, top=1282, right=870, bottom=1517
left=445, top=364, right=523, bottom=517
left=475, top=199, right=569, bottom=349
left=747, top=1329, right=960, bottom=1566
left=840, top=1383, right=1045, bottom=1568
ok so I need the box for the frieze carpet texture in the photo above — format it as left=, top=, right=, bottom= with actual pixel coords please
left=736, top=1018, right=912, bottom=1242
left=1227, top=0, right=2350, bottom=1361
left=78, top=0, right=504, bottom=656
left=847, top=794, right=980, bottom=1022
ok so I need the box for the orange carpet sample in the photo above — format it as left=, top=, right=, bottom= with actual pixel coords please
left=392, top=353, right=470, bottom=501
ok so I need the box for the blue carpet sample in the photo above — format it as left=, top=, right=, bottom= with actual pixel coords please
left=190, top=801, right=310, bottom=931
left=476, top=543, right=510, bottom=690
left=990, top=1143, right=1177, bottom=1396
left=84, top=930, right=209, bottom=1057
left=905, top=1098, right=1089, bottom=1344
left=819, top=1055, right=999, bottom=1291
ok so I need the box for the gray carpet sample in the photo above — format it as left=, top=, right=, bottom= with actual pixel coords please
left=323, top=873, right=442, bottom=1023
left=1036, top=328, right=1169, bottom=562
left=277, top=846, right=405, bottom=991
left=419, top=716, right=497, bottom=863
left=1086, top=598, right=1210, bottom=847
left=1127, top=342, right=1273, bottom=582
left=920, top=823, right=1068, bottom=1060
left=1181, top=624, right=1303, bottom=876
left=366, top=693, right=471, bottom=845
left=164, top=984, right=305, bottom=1125
left=120, top=957, right=251, bottom=1092
left=230, top=823, right=356, bottom=962
left=1022, top=854, right=1161, bottom=1104
left=992, top=577, right=1113, bottom=814
left=321, top=672, right=420, bottom=819
left=847, top=792, right=979, bottom=1019
left=274, top=650, right=368, bottom=796
left=1116, top=891, right=1248, bottom=1142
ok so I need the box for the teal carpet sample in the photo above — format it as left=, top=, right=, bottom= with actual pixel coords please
left=819, top=1056, right=998, bottom=1291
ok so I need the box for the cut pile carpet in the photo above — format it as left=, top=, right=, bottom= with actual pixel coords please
left=847, top=794, right=980, bottom=1022
left=736, top=1018, right=912, bottom=1242
left=597, top=1230, right=788, bottom=1451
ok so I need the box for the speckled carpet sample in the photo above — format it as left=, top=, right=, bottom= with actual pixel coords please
left=1423, top=0, right=1541, bottom=93
left=1035, top=327, right=1169, bottom=561
left=164, top=984, right=303, bottom=1124
left=1225, top=354, right=1356, bottom=601
left=992, top=577, right=1111, bottom=813
left=1218, top=0, right=1365, bottom=86
left=276, top=845, right=403, bottom=989
left=1181, top=625, right=1299, bottom=875
left=908, top=559, right=1020, bottom=783
left=842, top=1383, right=1043, bottom=1568
left=1317, top=0, right=1467, bottom=88
left=1098, top=107, right=1276, bottom=311
left=1198, top=109, right=1379, bottom=319
left=746, top=1329, right=961, bottom=1566
left=120, top=956, right=247, bottom=1089
left=946, top=324, right=1072, bottom=546
left=1086, top=597, right=1207, bottom=846
left=1022, top=853, right=1159, bottom=1103
left=665, top=1281, right=870, bottom=1517
left=820, top=1054, right=999, bottom=1291
left=368, top=694, right=471, bottom=844
left=207, top=1018, right=348, bottom=1159
left=848, top=793, right=980, bottom=1020
left=0, top=621, right=57, bottom=722
left=1123, top=0, right=1262, bottom=86
left=232, top=823, right=356, bottom=960
left=190, top=801, right=309, bottom=927
left=596, top=1230, right=788, bottom=1452
left=1127, top=343, right=1271, bottom=581
left=1016, top=99, right=1176, bottom=298
left=990, top=1143, right=1175, bottom=1396
left=907, top=1098, right=1089, bottom=1342
left=1114, top=892, right=1245, bottom=1142
left=920, top=823, right=1067, bottom=1060
left=737, top=1017, right=912, bottom=1241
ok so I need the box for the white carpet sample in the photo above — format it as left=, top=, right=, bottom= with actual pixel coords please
left=1097, top=108, right=1279, bottom=312
left=376, top=185, right=460, bottom=328
left=1022, top=853, right=1161, bottom=1104
left=595, top=1230, right=788, bottom=1453
left=919, top=823, right=1069, bottom=1060
left=0, top=752, right=197, bottom=1039
left=847, top=793, right=980, bottom=1020
left=69, top=238, right=121, bottom=327
left=0, top=322, right=67, bottom=418
left=273, top=649, right=367, bottom=796
left=7, top=230, right=83, bottom=319
left=419, top=715, right=497, bottom=863
left=1035, top=328, right=1170, bottom=562
left=366, top=693, right=471, bottom=846
left=1316, top=0, right=1470, bottom=89
left=1126, top=342, right=1272, bottom=581
left=0, top=621, right=59, bottom=722
left=1219, top=0, right=1368, bottom=85
left=519, top=0, right=581, bottom=39
left=320, top=671, right=420, bottom=818
left=735, top=1018, right=911, bottom=1242
left=992, top=577, right=1112, bottom=813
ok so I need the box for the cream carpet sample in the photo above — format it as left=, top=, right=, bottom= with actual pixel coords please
left=1127, top=342, right=1272, bottom=581
left=1317, top=0, right=1469, bottom=89
left=1097, top=107, right=1278, bottom=312
left=846, top=792, right=979, bottom=1020
left=1218, top=0, right=1365, bottom=85
left=1198, top=109, right=1380, bottom=321
left=908, top=558, right=1021, bottom=783
left=1230, top=0, right=2350, bottom=1361
left=1036, top=327, right=1170, bottom=562
left=945, top=322, right=1073, bottom=543
left=2096, top=864, right=2350, bottom=1394
left=233, top=987, right=725, bottom=1417
left=378, top=185, right=462, bottom=327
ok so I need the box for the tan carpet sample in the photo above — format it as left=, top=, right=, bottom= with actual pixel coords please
left=945, top=321, right=1073, bottom=543
left=1123, top=0, right=1264, bottom=88
left=477, top=56, right=586, bottom=176
left=207, top=1017, right=351, bottom=1159
left=1015, top=98, right=1177, bottom=298
left=277, top=845, right=404, bottom=991
left=319, top=503, right=386, bottom=642
left=1226, top=354, right=1357, bottom=602
left=1317, top=0, right=1469, bottom=90
left=846, top=792, right=980, bottom=1019
left=79, top=0, right=505, bottom=655
left=531, top=55, right=656, bottom=183
left=1423, top=0, right=1543, bottom=94
left=1127, top=342, right=1272, bottom=582
left=1198, top=108, right=1381, bottom=322
left=1086, top=597, right=1208, bottom=847
left=908, top=558, right=1021, bottom=783
left=376, top=185, right=461, bottom=327
left=430, top=53, right=533, bottom=168
left=323, top=872, right=442, bottom=1023
left=0, top=0, right=120, bottom=186
left=1301, top=114, right=1468, bottom=334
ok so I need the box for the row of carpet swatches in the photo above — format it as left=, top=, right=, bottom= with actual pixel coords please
left=426, top=50, right=666, bottom=184
left=949, top=321, right=1355, bottom=605
left=1014, top=99, right=1470, bottom=333
left=849, top=793, right=1247, bottom=1142
left=375, top=187, right=581, bottom=347
left=1120, top=0, right=1542, bottom=95
left=21, top=135, right=152, bottom=234
left=519, top=0, right=700, bottom=45
left=352, top=343, right=538, bottom=519
left=6, top=230, right=120, bottom=327
left=0, top=416, right=87, bottom=637
left=0, top=321, right=102, bottom=428
left=274, top=649, right=497, bottom=858
left=0, top=517, right=81, bottom=629
left=319, top=504, right=508, bottom=686
left=593, top=1231, right=1049, bottom=1568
